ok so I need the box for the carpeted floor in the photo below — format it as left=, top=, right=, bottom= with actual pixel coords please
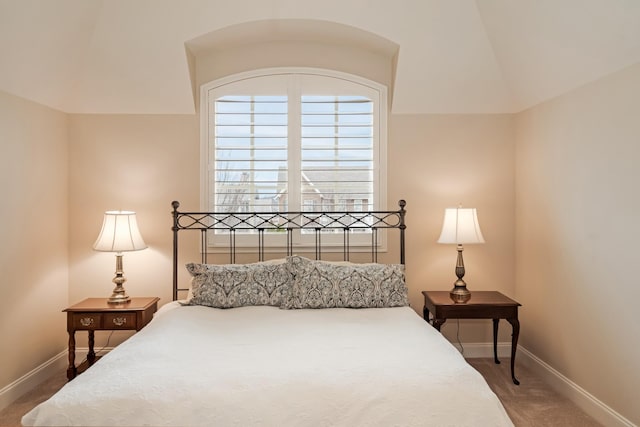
left=0, top=371, right=67, bottom=427
left=467, top=358, right=602, bottom=427
left=1, top=358, right=602, bottom=426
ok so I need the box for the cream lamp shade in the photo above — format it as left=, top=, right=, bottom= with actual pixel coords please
left=93, top=211, right=147, bottom=304
left=93, top=211, right=147, bottom=252
left=437, top=207, right=485, bottom=245
left=437, top=207, right=484, bottom=303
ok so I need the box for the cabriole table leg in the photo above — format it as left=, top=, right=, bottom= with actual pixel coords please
left=507, top=317, right=520, bottom=385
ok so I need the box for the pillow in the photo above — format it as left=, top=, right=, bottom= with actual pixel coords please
left=283, top=255, right=408, bottom=309
left=185, top=259, right=291, bottom=308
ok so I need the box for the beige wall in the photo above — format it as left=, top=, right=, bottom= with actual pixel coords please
left=515, top=62, right=640, bottom=425
left=65, top=112, right=516, bottom=348
left=0, top=90, right=68, bottom=388
left=390, top=114, right=516, bottom=343
left=67, top=114, right=199, bottom=311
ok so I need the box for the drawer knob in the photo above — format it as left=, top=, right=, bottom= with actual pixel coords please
left=80, top=317, right=94, bottom=327
left=112, top=317, right=127, bottom=326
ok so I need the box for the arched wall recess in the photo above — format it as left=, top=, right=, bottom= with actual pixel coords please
left=184, top=19, right=399, bottom=110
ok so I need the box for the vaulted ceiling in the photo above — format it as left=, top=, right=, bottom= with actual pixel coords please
left=1, top=0, right=639, bottom=114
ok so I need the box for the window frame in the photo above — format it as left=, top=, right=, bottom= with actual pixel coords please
left=200, top=67, right=388, bottom=253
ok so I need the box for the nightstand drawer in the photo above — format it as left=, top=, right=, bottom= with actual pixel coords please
left=104, top=313, right=137, bottom=329
left=72, top=313, right=102, bottom=330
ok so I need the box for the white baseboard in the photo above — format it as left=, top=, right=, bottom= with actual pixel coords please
left=0, top=351, right=67, bottom=412
left=517, top=346, right=636, bottom=427
left=0, top=347, right=114, bottom=412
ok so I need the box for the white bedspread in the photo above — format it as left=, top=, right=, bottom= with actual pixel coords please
left=23, top=303, right=513, bottom=426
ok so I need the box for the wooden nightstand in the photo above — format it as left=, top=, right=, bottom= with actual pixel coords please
left=64, top=297, right=160, bottom=380
left=422, top=290, right=521, bottom=385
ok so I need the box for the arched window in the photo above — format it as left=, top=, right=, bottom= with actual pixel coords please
left=201, top=68, right=388, bottom=249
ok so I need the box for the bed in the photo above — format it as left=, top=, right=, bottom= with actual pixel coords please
left=22, top=200, right=513, bottom=427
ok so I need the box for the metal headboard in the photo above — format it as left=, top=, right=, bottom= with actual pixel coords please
left=171, top=199, right=406, bottom=300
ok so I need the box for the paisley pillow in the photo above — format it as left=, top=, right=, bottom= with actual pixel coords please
left=185, top=260, right=291, bottom=308
left=283, top=255, right=408, bottom=309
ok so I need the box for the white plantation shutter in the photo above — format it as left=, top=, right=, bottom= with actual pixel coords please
left=203, top=69, right=387, bottom=248
left=300, top=95, right=374, bottom=212
left=214, top=95, right=288, bottom=212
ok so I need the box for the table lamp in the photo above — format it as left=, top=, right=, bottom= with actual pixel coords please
left=93, top=211, right=147, bottom=304
left=437, top=206, right=485, bottom=303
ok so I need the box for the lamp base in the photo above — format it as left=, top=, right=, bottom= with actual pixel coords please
left=449, top=245, right=471, bottom=303
left=107, top=285, right=130, bottom=304
left=450, top=285, right=471, bottom=304
left=107, top=254, right=130, bottom=304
